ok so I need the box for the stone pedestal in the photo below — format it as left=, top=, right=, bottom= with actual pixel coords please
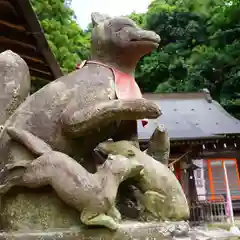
left=0, top=222, right=187, bottom=240
left=1, top=186, right=80, bottom=231
left=0, top=187, right=190, bottom=239
left=0, top=196, right=237, bottom=240
left=0, top=222, right=237, bottom=240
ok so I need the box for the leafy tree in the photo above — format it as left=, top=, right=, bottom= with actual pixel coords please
left=136, top=4, right=208, bottom=93
left=31, top=0, right=90, bottom=74
left=134, top=0, right=240, bottom=118
left=128, top=12, right=146, bottom=27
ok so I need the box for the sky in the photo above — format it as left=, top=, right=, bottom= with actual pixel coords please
left=71, top=0, right=152, bottom=29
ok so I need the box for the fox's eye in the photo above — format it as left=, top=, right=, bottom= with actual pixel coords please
left=124, top=24, right=134, bottom=28
left=114, top=24, right=135, bottom=32
left=127, top=150, right=135, bottom=157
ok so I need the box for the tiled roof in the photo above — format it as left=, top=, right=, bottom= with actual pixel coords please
left=138, top=92, right=240, bottom=140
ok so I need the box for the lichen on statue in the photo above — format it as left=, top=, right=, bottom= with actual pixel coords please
left=0, top=127, right=144, bottom=230
left=97, top=139, right=190, bottom=221
left=0, top=50, right=30, bottom=126
left=0, top=11, right=190, bottom=234
left=0, top=12, right=162, bottom=231
left=0, top=12, right=161, bottom=173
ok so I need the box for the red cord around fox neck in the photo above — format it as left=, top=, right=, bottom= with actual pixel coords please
left=76, top=60, right=148, bottom=127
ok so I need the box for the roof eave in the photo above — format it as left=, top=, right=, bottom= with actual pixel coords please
left=15, top=0, right=63, bottom=79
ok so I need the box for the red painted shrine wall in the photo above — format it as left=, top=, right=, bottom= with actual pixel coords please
left=173, top=159, right=240, bottom=202
left=206, top=158, right=240, bottom=201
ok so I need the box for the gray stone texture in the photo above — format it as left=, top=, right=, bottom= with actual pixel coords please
left=0, top=50, right=30, bottom=126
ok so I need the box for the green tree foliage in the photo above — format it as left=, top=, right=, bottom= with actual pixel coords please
left=128, top=12, right=146, bottom=27
left=31, top=0, right=90, bottom=73
left=134, top=0, right=240, bottom=118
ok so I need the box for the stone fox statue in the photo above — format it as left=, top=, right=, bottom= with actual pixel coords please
left=0, top=12, right=161, bottom=171
left=97, top=140, right=190, bottom=221
left=0, top=127, right=144, bottom=230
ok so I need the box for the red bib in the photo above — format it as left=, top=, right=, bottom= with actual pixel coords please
left=76, top=61, right=148, bottom=127
left=113, top=69, right=142, bottom=99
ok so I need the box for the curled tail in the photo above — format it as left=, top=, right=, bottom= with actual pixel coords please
left=6, top=127, right=53, bottom=157
left=0, top=160, right=29, bottom=194
left=5, top=161, right=30, bottom=172
left=0, top=127, right=53, bottom=194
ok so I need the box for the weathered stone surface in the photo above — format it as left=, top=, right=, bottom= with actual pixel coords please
left=0, top=13, right=161, bottom=232
left=0, top=223, right=237, bottom=240
left=1, top=186, right=80, bottom=231
left=0, top=13, right=161, bottom=170
left=0, top=50, right=30, bottom=126
left=0, top=221, right=189, bottom=240
left=0, top=143, right=143, bottom=230
left=97, top=141, right=190, bottom=221
left=189, top=227, right=239, bottom=240
left=146, top=124, right=170, bottom=165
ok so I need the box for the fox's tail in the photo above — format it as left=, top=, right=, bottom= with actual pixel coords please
left=0, top=160, right=28, bottom=192
left=0, top=126, right=53, bottom=192
left=6, top=127, right=53, bottom=157
left=0, top=127, right=53, bottom=194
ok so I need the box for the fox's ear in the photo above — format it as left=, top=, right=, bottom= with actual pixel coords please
left=91, top=12, right=111, bottom=26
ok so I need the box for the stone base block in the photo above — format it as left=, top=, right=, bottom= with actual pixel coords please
left=0, top=222, right=238, bottom=240
left=1, top=186, right=80, bottom=231
left=0, top=222, right=185, bottom=240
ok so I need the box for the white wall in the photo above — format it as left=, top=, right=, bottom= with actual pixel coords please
left=193, top=159, right=207, bottom=201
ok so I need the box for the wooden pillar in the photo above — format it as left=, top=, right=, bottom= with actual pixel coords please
left=180, top=161, right=190, bottom=201
left=187, top=153, right=198, bottom=203
left=236, top=152, right=240, bottom=174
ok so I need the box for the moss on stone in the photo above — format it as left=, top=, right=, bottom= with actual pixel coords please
left=1, top=186, right=81, bottom=231
left=0, top=221, right=189, bottom=240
